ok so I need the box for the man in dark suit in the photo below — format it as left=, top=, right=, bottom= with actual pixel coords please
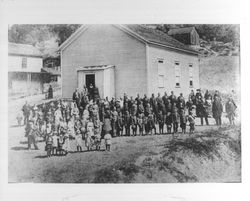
left=212, top=96, right=223, bottom=126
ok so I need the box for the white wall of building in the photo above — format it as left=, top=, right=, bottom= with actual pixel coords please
left=8, top=55, right=43, bottom=72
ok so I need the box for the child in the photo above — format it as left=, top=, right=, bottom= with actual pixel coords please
left=188, top=107, right=196, bottom=134
left=131, top=114, right=137, bottom=136
left=62, top=131, right=70, bottom=155
left=158, top=110, right=164, bottom=134
left=75, top=129, right=83, bottom=152
left=104, top=132, right=112, bottom=151
left=172, top=102, right=180, bottom=134
left=137, top=113, right=144, bottom=136
left=52, top=131, right=58, bottom=155
left=67, top=117, right=75, bottom=138
left=124, top=110, right=131, bottom=136
left=93, top=118, right=102, bottom=150
left=45, top=133, right=53, bottom=157
left=165, top=112, right=172, bottom=134
left=110, top=107, right=118, bottom=137
left=117, top=111, right=124, bottom=136
left=57, top=133, right=65, bottom=155
left=16, top=112, right=23, bottom=126
left=180, top=109, right=188, bottom=134
left=143, top=116, right=149, bottom=135
left=147, top=112, right=156, bottom=135
left=85, top=120, right=94, bottom=151
left=40, top=120, right=47, bottom=141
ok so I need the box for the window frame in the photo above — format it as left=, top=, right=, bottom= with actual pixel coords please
left=189, top=63, right=194, bottom=88
left=157, top=58, right=165, bottom=88
left=175, top=61, right=181, bottom=88
left=22, top=57, right=27, bottom=69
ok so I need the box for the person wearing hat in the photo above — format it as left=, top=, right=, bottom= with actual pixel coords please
left=177, top=93, right=185, bottom=110
left=72, top=88, right=81, bottom=108
left=212, top=95, right=223, bottom=126
left=213, top=90, right=222, bottom=101
left=169, top=91, right=177, bottom=105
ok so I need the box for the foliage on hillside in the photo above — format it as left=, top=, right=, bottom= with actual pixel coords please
left=199, top=56, right=240, bottom=94
left=9, top=24, right=240, bottom=57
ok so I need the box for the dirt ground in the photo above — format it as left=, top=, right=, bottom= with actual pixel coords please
left=8, top=94, right=241, bottom=183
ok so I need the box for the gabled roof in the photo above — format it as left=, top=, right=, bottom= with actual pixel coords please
left=59, top=25, right=198, bottom=55
left=8, top=42, right=43, bottom=57
left=121, top=25, right=197, bottom=54
left=168, top=27, right=196, bottom=35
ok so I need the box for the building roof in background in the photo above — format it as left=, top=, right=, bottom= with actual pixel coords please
left=8, top=42, right=43, bottom=57
left=168, top=27, right=196, bottom=35
left=41, top=67, right=61, bottom=75
left=122, top=25, right=198, bottom=54
left=59, top=25, right=199, bottom=55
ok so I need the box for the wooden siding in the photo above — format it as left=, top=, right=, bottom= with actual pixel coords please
left=61, top=25, right=147, bottom=98
left=147, top=44, right=200, bottom=98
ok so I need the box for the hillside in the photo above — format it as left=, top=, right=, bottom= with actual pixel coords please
left=199, top=56, right=240, bottom=94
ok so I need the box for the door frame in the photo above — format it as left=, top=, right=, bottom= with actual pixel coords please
left=85, top=73, right=95, bottom=88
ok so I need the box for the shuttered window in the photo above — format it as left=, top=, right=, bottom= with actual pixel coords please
left=158, top=59, right=164, bottom=88
left=175, top=62, right=180, bottom=87
left=189, top=64, right=193, bottom=87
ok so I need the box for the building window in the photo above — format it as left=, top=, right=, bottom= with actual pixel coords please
left=175, top=62, right=180, bottom=87
left=189, top=64, right=193, bottom=87
left=22, top=57, right=27, bottom=68
left=158, top=59, right=165, bottom=88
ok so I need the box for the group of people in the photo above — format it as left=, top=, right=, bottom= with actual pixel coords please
left=20, top=87, right=237, bottom=156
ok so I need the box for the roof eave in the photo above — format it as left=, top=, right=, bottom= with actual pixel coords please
left=8, top=53, right=43, bottom=58
left=148, top=41, right=199, bottom=55
left=58, top=25, right=89, bottom=51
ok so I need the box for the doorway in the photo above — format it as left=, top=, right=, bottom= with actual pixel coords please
left=85, top=74, right=95, bottom=89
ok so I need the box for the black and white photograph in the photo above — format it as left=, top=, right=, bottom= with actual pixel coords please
left=8, top=23, right=241, bottom=183
left=1, top=0, right=250, bottom=201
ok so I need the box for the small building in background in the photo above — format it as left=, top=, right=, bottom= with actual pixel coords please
left=168, top=27, right=200, bottom=47
left=8, top=42, right=44, bottom=95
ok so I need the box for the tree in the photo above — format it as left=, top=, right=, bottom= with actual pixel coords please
left=48, top=24, right=81, bottom=46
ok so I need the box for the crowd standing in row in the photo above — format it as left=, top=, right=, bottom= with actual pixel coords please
left=19, top=86, right=237, bottom=156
